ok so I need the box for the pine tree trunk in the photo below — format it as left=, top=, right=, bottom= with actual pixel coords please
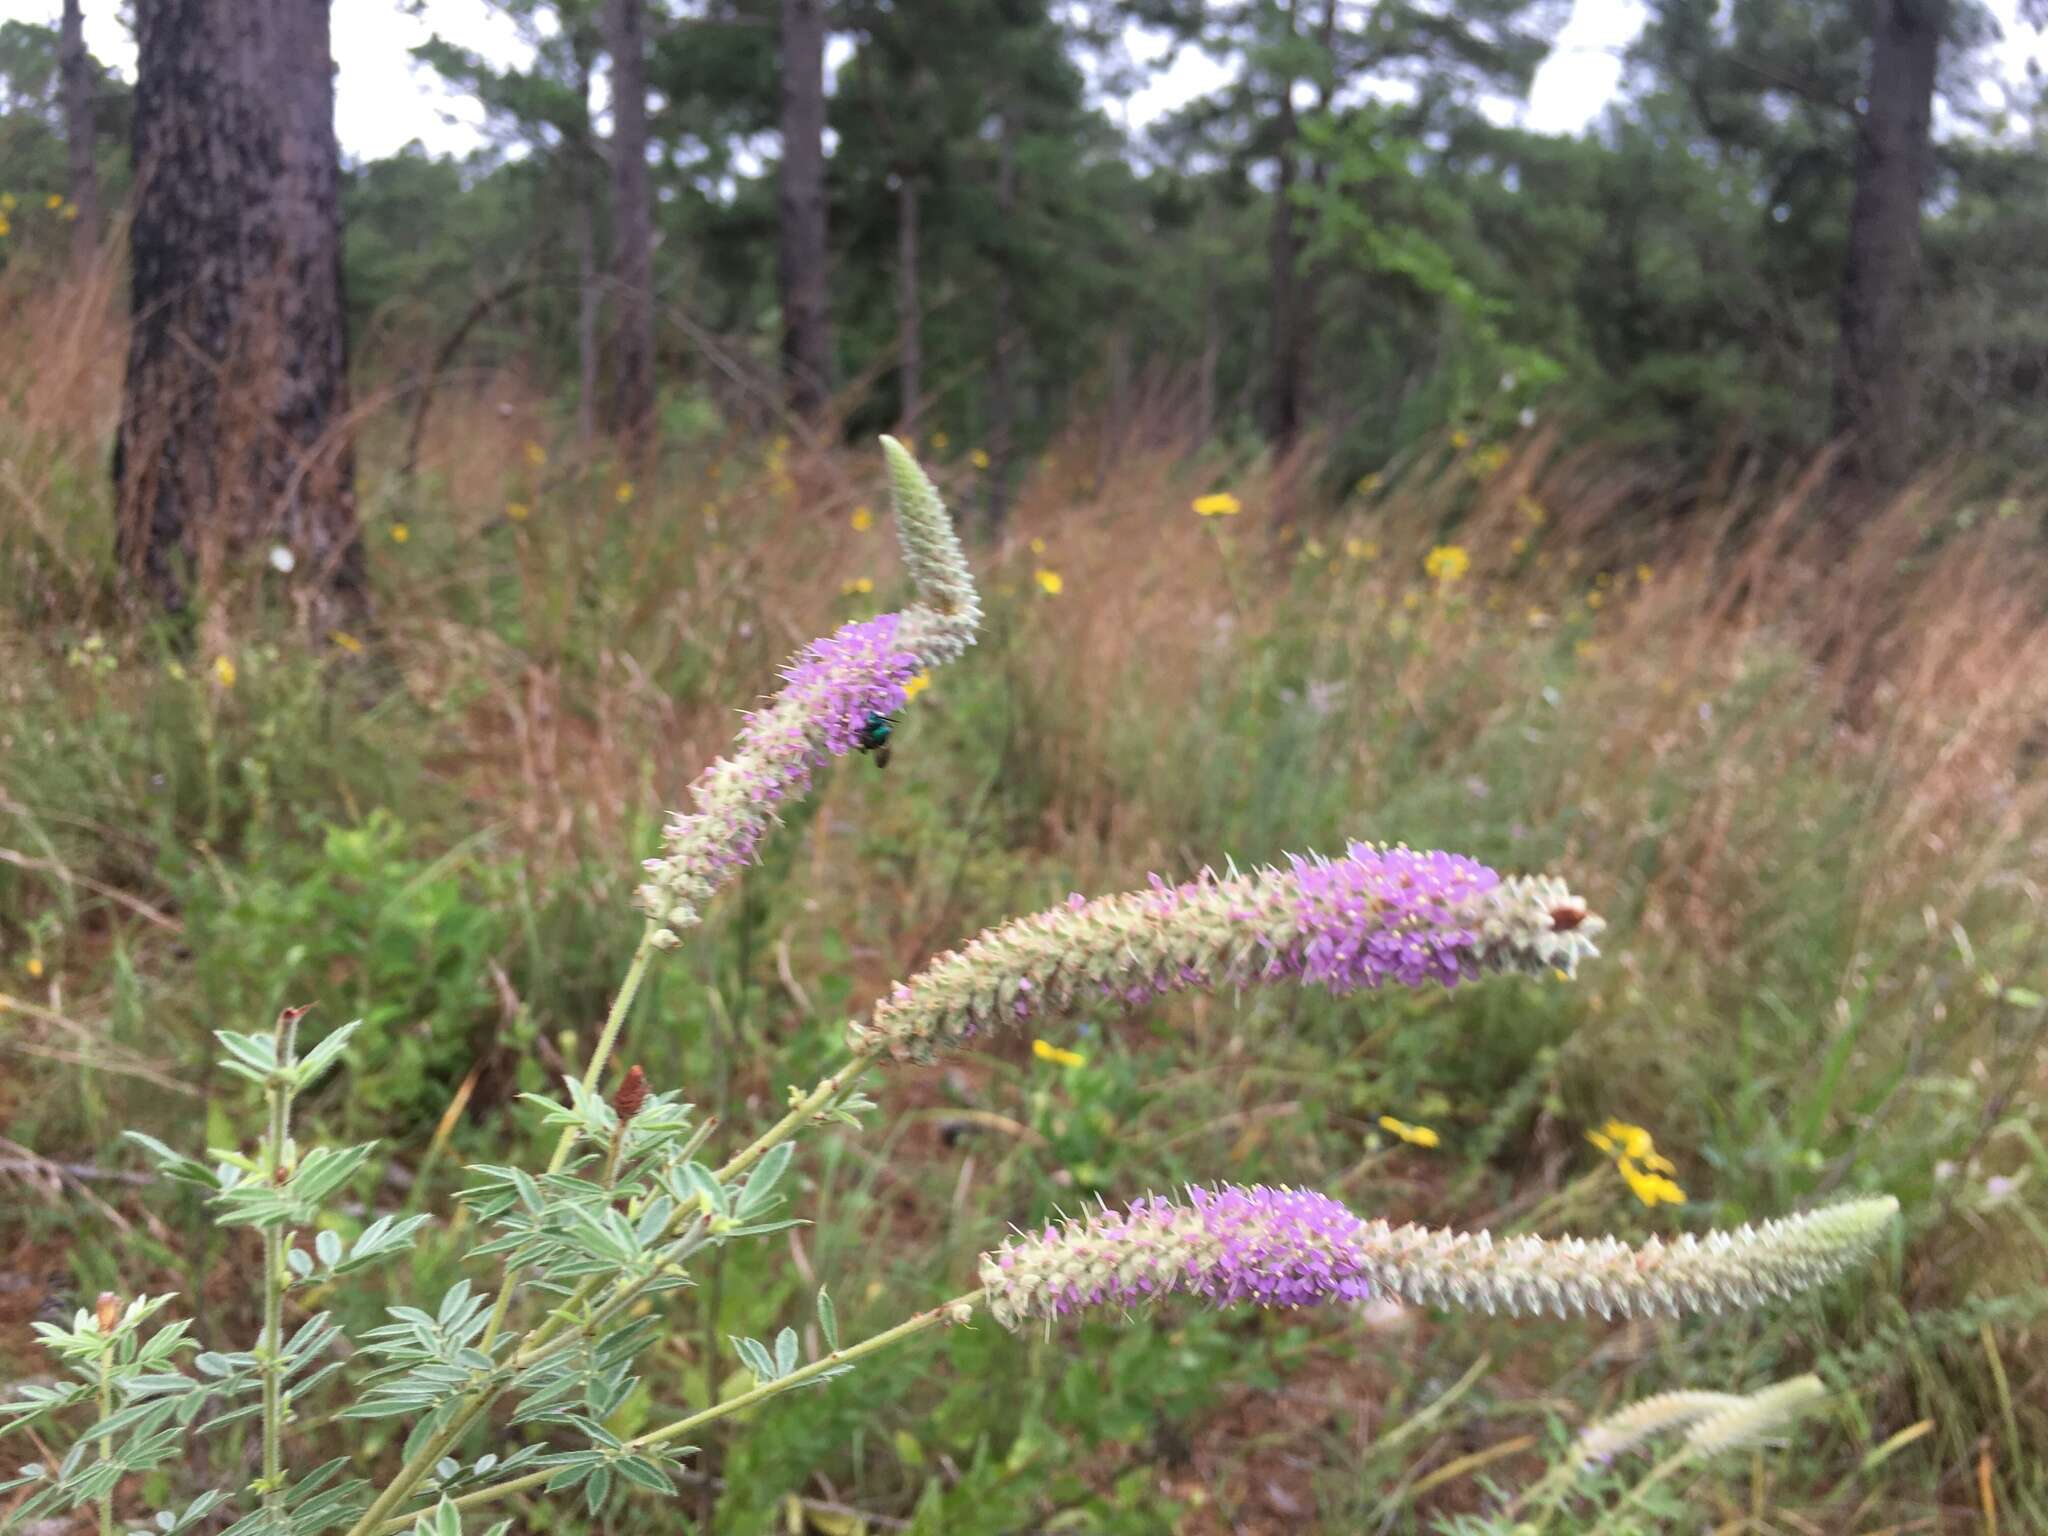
left=986, top=115, right=1019, bottom=531
left=1266, top=37, right=1305, bottom=448
left=576, top=184, right=600, bottom=447
left=114, top=0, right=363, bottom=625
left=59, top=0, right=98, bottom=267
left=1832, top=0, right=1943, bottom=491
left=778, top=0, right=833, bottom=425
left=896, top=172, right=922, bottom=435
left=606, top=0, right=656, bottom=463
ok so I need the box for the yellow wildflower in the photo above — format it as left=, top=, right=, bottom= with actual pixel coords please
left=841, top=576, right=875, bottom=596
left=0, top=193, right=14, bottom=211
left=903, top=672, right=931, bottom=701
left=930, top=430, right=950, bottom=451
left=1588, top=1120, right=1687, bottom=1205
left=970, top=448, right=990, bottom=470
left=1620, top=1160, right=1687, bottom=1206
left=45, top=193, right=62, bottom=210
left=850, top=505, right=875, bottom=532
left=1303, top=537, right=1327, bottom=560
left=60, top=201, right=77, bottom=221
left=1510, top=535, right=1528, bottom=556
left=1517, top=495, right=1547, bottom=526
left=1032, top=1038, right=1087, bottom=1068
left=1473, top=444, right=1509, bottom=477
left=1450, top=429, right=1471, bottom=450
left=614, top=481, right=635, bottom=504
left=26, top=956, right=44, bottom=979
left=328, top=630, right=364, bottom=655
left=506, top=501, right=530, bottom=522
left=1034, top=568, right=1064, bottom=596
left=1585, top=589, right=1604, bottom=610
left=1029, top=536, right=1046, bottom=554
left=1526, top=607, right=1550, bottom=627
left=0, top=216, right=11, bottom=239
left=1424, top=544, right=1471, bottom=583
left=1192, top=492, right=1242, bottom=518
left=1378, top=1115, right=1440, bottom=1149
left=1357, top=472, right=1382, bottom=495
left=390, top=523, right=410, bottom=544
left=523, top=441, right=547, bottom=468
left=1636, top=563, right=1655, bottom=585
left=213, top=655, right=237, bottom=689
left=1345, top=537, right=1379, bottom=561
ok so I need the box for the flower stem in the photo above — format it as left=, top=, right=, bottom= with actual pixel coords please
left=377, top=1291, right=984, bottom=1533
left=259, top=1008, right=300, bottom=1512
left=95, top=1346, right=114, bottom=1536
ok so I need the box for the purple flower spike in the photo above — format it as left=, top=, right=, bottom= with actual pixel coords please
left=980, top=1184, right=1899, bottom=1331
left=850, top=843, right=1604, bottom=1061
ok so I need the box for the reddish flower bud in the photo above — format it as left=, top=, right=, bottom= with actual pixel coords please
left=613, top=1064, right=650, bottom=1123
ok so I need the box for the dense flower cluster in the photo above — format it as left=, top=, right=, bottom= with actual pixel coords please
left=850, top=844, right=1603, bottom=1060
left=637, top=440, right=977, bottom=942
left=980, top=1183, right=1899, bottom=1330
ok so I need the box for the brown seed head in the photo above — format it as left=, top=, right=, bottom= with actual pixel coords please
left=613, top=1064, right=650, bottom=1123
left=95, top=1291, right=121, bottom=1333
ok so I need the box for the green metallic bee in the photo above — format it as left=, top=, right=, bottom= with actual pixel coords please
left=856, top=711, right=895, bottom=768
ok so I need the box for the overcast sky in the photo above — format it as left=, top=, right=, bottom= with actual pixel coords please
left=5, top=0, right=2044, bottom=163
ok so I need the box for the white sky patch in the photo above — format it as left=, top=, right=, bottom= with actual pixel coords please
left=2, top=0, right=2042, bottom=159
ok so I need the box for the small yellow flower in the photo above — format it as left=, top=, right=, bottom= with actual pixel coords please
left=1356, top=472, right=1382, bottom=495
left=1517, top=495, right=1547, bottom=526
left=930, top=430, right=950, bottom=451
left=328, top=630, right=365, bottom=655
left=0, top=216, right=12, bottom=238
left=1034, top=568, right=1064, bottom=596
left=1192, top=492, right=1242, bottom=518
left=1378, top=1115, right=1440, bottom=1149
left=26, top=956, right=44, bottom=979
left=1450, top=429, right=1471, bottom=450
left=0, top=193, right=14, bottom=212
left=213, top=655, right=237, bottom=689
left=60, top=201, right=77, bottom=221
left=1510, top=535, right=1529, bottom=556
left=970, top=448, right=990, bottom=470
left=1620, top=1160, right=1687, bottom=1206
left=1303, top=537, right=1327, bottom=560
left=1526, top=606, right=1550, bottom=627
left=1029, top=536, right=1046, bottom=554
left=1032, top=1038, right=1087, bottom=1068
left=841, top=576, right=875, bottom=596
left=1472, top=444, right=1509, bottom=477
left=1585, top=589, right=1604, bottom=610
left=506, top=501, right=530, bottom=522
left=615, top=481, right=635, bottom=504
left=1636, top=563, right=1655, bottom=585
left=1424, top=544, right=1471, bottom=583
left=850, top=505, right=875, bottom=532
left=903, top=672, right=931, bottom=701
left=45, top=193, right=63, bottom=210
left=523, top=441, right=547, bottom=467
left=1347, top=538, right=1380, bottom=561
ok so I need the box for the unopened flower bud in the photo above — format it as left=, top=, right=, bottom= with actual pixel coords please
left=613, top=1064, right=649, bottom=1122
left=95, top=1292, right=120, bottom=1333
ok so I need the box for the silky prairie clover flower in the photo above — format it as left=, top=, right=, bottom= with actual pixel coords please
left=638, top=439, right=978, bottom=943
left=850, top=844, right=1602, bottom=1060
left=980, top=1183, right=1898, bottom=1330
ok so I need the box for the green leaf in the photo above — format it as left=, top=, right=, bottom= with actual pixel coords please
left=816, top=1287, right=839, bottom=1353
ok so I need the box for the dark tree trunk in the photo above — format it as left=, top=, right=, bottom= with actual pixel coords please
left=114, top=0, right=363, bottom=624
left=1832, top=0, right=1943, bottom=491
left=576, top=187, right=600, bottom=446
left=896, top=171, right=922, bottom=435
left=778, top=0, right=833, bottom=425
left=1266, top=13, right=1306, bottom=448
left=606, top=0, right=656, bottom=463
left=986, top=115, right=1019, bottom=531
left=59, top=0, right=98, bottom=267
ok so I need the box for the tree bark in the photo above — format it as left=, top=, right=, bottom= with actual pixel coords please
left=114, top=0, right=363, bottom=625
left=1266, top=1, right=1307, bottom=449
left=896, top=171, right=922, bottom=435
left=1832, top=0, right=1943, bottom=491
left=986, top=114, right=1019, bottom=531
left=606, top=0, right=656, bottom=464
left=778, top=0, right=833, bottom=425
left=59, top=0, right=98, bottom=267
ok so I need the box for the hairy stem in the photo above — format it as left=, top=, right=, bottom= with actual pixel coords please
left=379, top=1291, right=984, bottom=1532
left=259, top=1008, right=300, bottom=1511
left=95, top=1344, right=113, bottom=1536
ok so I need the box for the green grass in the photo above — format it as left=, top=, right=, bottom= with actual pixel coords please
left=3, top=405, right=2045, bottom=1533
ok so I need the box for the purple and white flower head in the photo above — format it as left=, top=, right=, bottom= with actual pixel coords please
left=979, top=1183, right=1898, bottom=1331
left=638, top=440, right=978, bottom=944
left=849, top=843, right=1605, bottom=1059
